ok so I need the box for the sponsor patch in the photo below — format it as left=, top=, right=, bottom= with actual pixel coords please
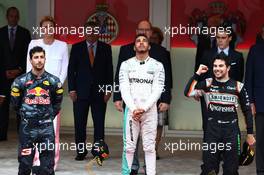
left=25, top=80, right=34, bottom=86
left=11, top=92, right=20, bottom=97
left=43, top=81, right=50, bottom=86
left=56, top=89, right=64, bottom=94
left=21, top=148, right=32, bottom=156
left=57, top=83, right=62, bottom=88
left=12, top=87, right=19, bottom=93
left=27, top=87, right=49, bottom=97
left=147, top=71, right=155, bottom=74
left=25, top=97, right=51, bottom=105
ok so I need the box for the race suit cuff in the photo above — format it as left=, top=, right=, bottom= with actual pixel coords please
left=130, top=106, right=137, bottom=113
left=193, top=73, right=200, bottom=81
left=247, top=127, right=253, bottom=134
left=142, top=105, right=150, bottom=113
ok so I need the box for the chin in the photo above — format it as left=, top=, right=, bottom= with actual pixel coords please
left=137, top=50, right=147, bottom=54
left=36, top=66, right=44, bottom=71
left=216, top=76, right=225, bottom=79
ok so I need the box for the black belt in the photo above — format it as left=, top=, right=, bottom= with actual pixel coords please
left=208, top=117, right=238, bottom=124
left=22, top=118, right=52, bottom=126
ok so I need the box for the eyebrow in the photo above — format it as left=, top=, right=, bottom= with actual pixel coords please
left=136, top=38, right=147, bottom=41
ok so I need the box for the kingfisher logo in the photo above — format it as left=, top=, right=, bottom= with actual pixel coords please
left=129, top=78, right=153, bottom=84
left=25, top=87, right=50, bottom=105
left=208, top=94, right=237, bottom=104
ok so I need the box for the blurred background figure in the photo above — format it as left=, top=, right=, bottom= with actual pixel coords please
left=150, top=26, right=170, bottom=160
left=256, top=24, right=264, bottom=44
left=245, top=38, right=264, bottom=175
left=0, top=6, right=31, bottom=141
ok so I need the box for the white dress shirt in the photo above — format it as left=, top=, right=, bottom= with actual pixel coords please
left=26, top=39, right=69, bottom=84
left=217, top=47, right=229, bottom=56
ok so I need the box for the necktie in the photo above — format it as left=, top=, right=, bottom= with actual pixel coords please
left=219, top=50, right=226, bottom=56
left=10, top=27, right=15, bottom=50
left=88, top=44, right=95, bottom=67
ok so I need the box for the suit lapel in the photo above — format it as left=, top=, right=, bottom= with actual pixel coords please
left=3, top=26, right=12, bottom=52
left=212, top=47, right=218, bottom=57
left=83, top=41, right=92, bottom=69
left=228, top=49, right=234, bottom=57
left=93, top=41, right=99, bottom=67
left=4, top=25, right=20, bottom=52
left=13, top=26, right=20, bottom=51
left=228, top=49, right=237, bottom=62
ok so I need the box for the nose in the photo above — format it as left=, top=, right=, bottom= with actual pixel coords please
left=139, top=41, right=144, bottom=45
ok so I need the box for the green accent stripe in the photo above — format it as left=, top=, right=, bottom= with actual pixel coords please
left=237, top=133, right=241, bottom=156
left=122, top=107, right=130, bottom=174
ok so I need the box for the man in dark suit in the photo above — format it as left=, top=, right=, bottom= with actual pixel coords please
left=0, top=48, right=5, bottom=107
left=194, top=34, right=216, bottom=72
left=67, top=21, right=113, bottom=161
left=194, top=24, right=237, bottom=73
left=199, top=27, right=244, bottom=132
left=256, top=24, right=264, bottom=44
left=0, top=7, right=31, bottom=141
left=113, top=20, right=172, bottom=175
left=245, top=43, right=264, bottom=175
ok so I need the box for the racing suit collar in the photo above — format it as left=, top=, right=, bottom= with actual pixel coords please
left=30, top=70, right=47, bottom=80
left=134, top=56, right=150, bottom=65
left=214, top=78, right=231, bottom=85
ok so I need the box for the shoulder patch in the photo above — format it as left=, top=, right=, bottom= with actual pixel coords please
left=205, top=78, right=213, bottom=87
left=56, top=88, right=64, bottom=94
left=11, top=87, right=20, bottom=93
left=43, top=81, right=50, bottom=86
left=236, top=81, right=244, bottom=93
left=57, top=82, right=62, bottom=88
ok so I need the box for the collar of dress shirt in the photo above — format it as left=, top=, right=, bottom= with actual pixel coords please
left=8, top=25, right=17, bottom=39
left=8, top=25, right=17, bottom=32
left=217, top=46, right=229, bottom=55
left=86, top=41, right=98, bottom=47
left=86, top=41, right=97, bottom=53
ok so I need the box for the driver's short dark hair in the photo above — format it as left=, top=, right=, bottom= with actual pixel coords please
left=29, top=46, right=45, bottom=59
left=213, top=52, right=230, bottom=67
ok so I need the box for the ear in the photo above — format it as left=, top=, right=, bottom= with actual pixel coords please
left=227, top=65, right=231, bottom=72
left=148, top=45, right=151, bottom=50
left=133, top=46, right=136, bottom=51
left=228, top=36, right=232, bottom=42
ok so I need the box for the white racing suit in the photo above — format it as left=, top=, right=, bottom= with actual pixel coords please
left=119, top=56, right=165, bottom=175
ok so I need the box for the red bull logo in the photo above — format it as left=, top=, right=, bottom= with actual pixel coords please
left=25, top=87, right=50, bottom=105
left=27, top=88, right=37, bottom=96
left=27, top=87, right=49, bottom=97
